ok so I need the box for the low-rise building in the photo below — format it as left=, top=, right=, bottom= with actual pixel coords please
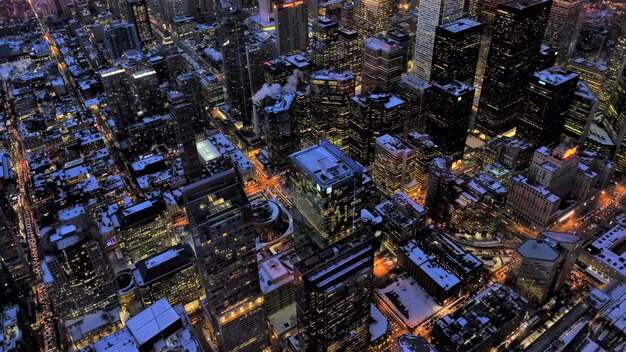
left=79, top=298, right=204, bottom=351
left=373, top=192, right=426, bottom=253
left=431, top=283, right=528, bottom=352
left=398, top=241, right=461, bottom=305
left=505, top=174, right=561, bottom=232
left=451, top=172, right=507, bottom=235
left=583, top=221, right=626, bottom=282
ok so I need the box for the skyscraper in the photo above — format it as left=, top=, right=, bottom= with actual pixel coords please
left=539, top=231, right=583, bottom=292
left=175, top=72, right=205, bottom=136
left=372, top=134, right=420, bottom=198
left=274, top=0, right=308, bottom=55
left=112, top=198, right=177, bottom=264
left=311, top=19, right=362, bottom=76
left=40, top=215, right=117, bottom=320
left=431, top=18, right=484, bottom=85
left=425, top=155, right=456, bottom=224
left=406, top=132, right=440, bottom=197
left=131, top=243, right=201, bottom=309
left=104, top=21, right=141, bottom=60
left=517, top=66, right=579, bottom=147
left=169, top=91, right=204, bottom=181
left=289, top=140, right=373, bottom=253
left=311, top=17, right=339, bottom=68
left=507, top=238, right=567, bottom=303
left=353, top=0, right=391, bottom=37
left=361, top=37, right=405, bottom=94
left=413, top=0, right=464, bottom=82
left=387, top=27, right=413, bottom=71
left=259, top=92, right=300, bottom=168
left=247, top=39, right=277, bottom=94
left=563, top=80, right=597, bottom=145
left=475, top=0, right=552, bottom=138
left=183, top=170, right=268, bottom=351
left=48, top=0, right=69, bottom=17
left=131, top=67, right=162, bottom=118
left=125, top=0, right=153, bottom=45
left=348, top=93, right=406, bottom=165
left=397, top=75, right=432, bottom=133
left=192, top=0, right=217, bottom=22
left=309, top=70, right=355, bottom=148
left=219, top=4, right=253, bottom=125
left=100, top=67, right=133, bottom=128
left=605, top=60, right=626, bottom=172
left=543, top=0, right=582, bottom=63
left=424, top=80, right=474, bottom=160
left=294, top=230, right=378, bottom=351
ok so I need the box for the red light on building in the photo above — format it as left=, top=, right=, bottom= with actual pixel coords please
left=563, top=147, right=577, bottom=159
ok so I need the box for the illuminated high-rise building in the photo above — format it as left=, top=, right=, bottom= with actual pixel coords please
left=406, top=132, right=440, bottom=197
left=478, top=0, right=503, bottom=33
left=40, top=215, right=117, bottom=320
left=311, top=18, right=339, bottom=68
left=219, top=4, right=253, bottom=125
left=507, top=238, right=567, bottom=303
left=246, top=39, right=276, bottom=94
left=294, top=231, right=378, bottom=351
left=131, top=67, right=162, bottom=118
left=309, top=70, right=355, bottom=148
left=125, top=0, right=153, bottom=45
left=527, top=143, right=581, bottom=198
left=104, top=21, right=141, bottom=60
left=397, top=75, right=432, bottom=133
left=604, top=33, right=626, bottom=109
left=169, top=91, right=204, bottom=181
left=183, top=170, right=268, bottom=351
left=348, top=93, right=406, bottom=166
left=274, top=0, right=308, bottom=55
left=361, top=37, right=405, bottom=94
left=413, top=0, right=464, bottom=82
left=100, top=67, right=133, bottom=128
left=533, top=43, right=558, bottom=73
left=543, top=0, right=582, bottom=64
left=113, top=199, right=177, bottom=264
left=431, top=18, right=484, bottom=85
left=475, top=0, right=552, bottom=138
left=373, top=192, right=426, bottom=252
left=259, top=92, right=300, bottom=168
left=387, top=27, right=413, bottom=70
left=424, top=80, right=474, bottom=160
left=566, top=58, right=610, bottom=109
left=605, top=61, right=626, bottom=172
left=563, top=80, right=597, bottom=145
left=517, top=66, right=579, bottom=147
left=175, top=71, right=205, bottom=135
left=353, top=0, right=391, bottom=37
left=538, top=231, right=583, bottom=293
left=132, top=243, right=201, bottom=309
left=311, top=19, right=362, bottom=76
left=450, top=172, right=507, bottom=235
left=372, top=134, right=419, bottom=198
left=289, top=140, right=374, bottom=253
left=174, top=71, right=204, bottom=118
left=425, top=155, right=456, bottom=224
